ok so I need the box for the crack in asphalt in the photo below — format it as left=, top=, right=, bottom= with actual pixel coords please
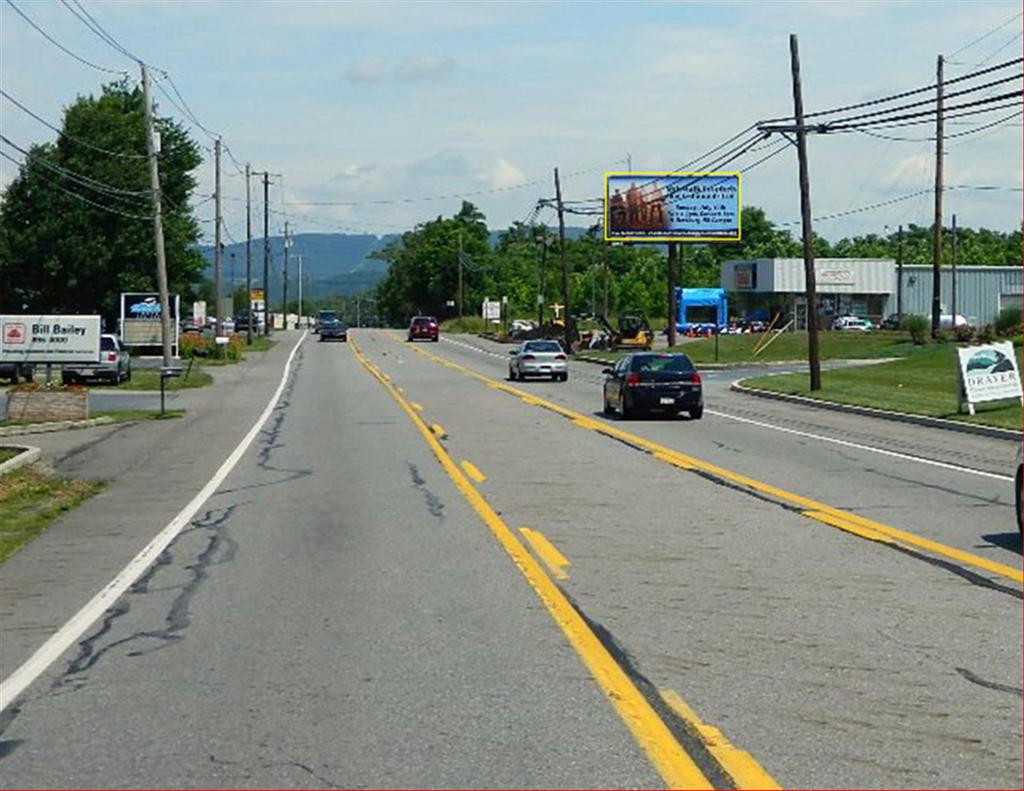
left=53, top=422, right=134, bottom=467
left=407, top=463, right=445, bottom=520
left=955, top=667, right=1023, bottom=697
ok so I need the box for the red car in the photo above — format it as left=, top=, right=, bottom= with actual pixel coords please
left=407, top=316, right=439, bottom=342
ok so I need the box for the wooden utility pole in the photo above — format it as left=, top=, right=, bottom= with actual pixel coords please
left=262, top=172, right=270, bottom=334
left=283, top=220, right=290, bottom=330
left=951, top=213, right=958, bottom=322
left=245, top=162, right=253, bottom=345
left=538, top=231, right=548, bottom=326
left=141, top=64, right=173, bottom=366
left=602, top=239, right=609, bottom=318
left=896, top=224, right=904, bottom=320
left=214, top=138, right=223, bottom=338
left=457, top=232, right=464, bottom=321
left=554, top=167, right=570, bottom=350
left=932, top=54, right=944, bottom=338
left=789, top=33, right=821, bottom=391
left=667, top=243, right=678, bottom=347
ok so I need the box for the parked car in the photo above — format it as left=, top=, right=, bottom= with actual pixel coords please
left=61, top=334, right=131, bottom=385
left=407, top=316, right=439, bottom=342
left=880, top=313, right=902, bottom=330
left=234, top=311, right=263, bottom=334
left=1016, top=445, right=1022, bottom=534
left=833, top=316, right=871, bottom=332
left=508, top=340, right=568, bottom=381
left=602, top=352, right=703, bottom=420
left=0, top=362, right=34, bottom=384
left=319, top=319, right=348, bottom=342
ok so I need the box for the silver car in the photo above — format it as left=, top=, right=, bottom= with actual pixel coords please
left=62, top=334, right=132, bottom=385
left=508, top=340, right=568, bottom=382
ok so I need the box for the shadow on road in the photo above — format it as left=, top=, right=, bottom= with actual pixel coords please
left=979, top=532, right=1023, bottom=555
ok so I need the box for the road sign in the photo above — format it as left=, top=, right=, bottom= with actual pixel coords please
left=0, top=315, right=101, bottom=364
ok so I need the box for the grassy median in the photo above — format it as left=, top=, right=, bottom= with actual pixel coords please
left=742, top=343, right=1023, bottom=430
left=0, top=467, right=103, bottom=563
left=88, top=368, right=213, bottom=391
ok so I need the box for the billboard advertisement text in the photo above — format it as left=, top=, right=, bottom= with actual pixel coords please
left=605, top=172, right=741, bottom=242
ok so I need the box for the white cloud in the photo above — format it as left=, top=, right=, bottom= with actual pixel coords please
left=481, top=159, right=527, bottom=190
left=346, top=57, right=389, bottom=83
left=395, top=55, right=457, bottom=82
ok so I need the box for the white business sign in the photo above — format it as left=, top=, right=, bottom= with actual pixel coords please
left=193, top=300, right=207, bottom=325
left=0, top=315, right=101, bottom=364
left=956, top=341, right=1023, bottom=414
left=482, top=299, right=501, bottom=321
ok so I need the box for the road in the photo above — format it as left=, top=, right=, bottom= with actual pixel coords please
left=0, top=329, right=1020, bottom=789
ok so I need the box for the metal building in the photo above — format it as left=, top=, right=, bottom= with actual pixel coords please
left=721, top=258, right=1022, bottom=328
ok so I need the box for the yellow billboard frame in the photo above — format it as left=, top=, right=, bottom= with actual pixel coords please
left=603, top=171, right=742, bottom=243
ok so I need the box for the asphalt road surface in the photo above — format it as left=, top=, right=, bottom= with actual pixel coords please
left=0, top=330, right=1020, bottom=789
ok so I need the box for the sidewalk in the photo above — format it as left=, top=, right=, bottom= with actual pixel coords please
left=0, top=331, right=305, bottom=679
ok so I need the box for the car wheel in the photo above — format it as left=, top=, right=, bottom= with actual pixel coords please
left=508, top=366, right=517, bottom=381
left=551, top=373, right=559, bottom=381
left=560, top=372, right=568, bottom=382
left=22, top=370, right=33, bottom=383
left=689, top=405, right=704, bottom=420
left=432, top=337, right=439, bottom=342
left=619, top=390, right=632, bottom=419
left=603, top=396, right=614, bottom=416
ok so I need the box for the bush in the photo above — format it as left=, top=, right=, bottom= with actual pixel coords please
left=180, top=333, right=212, bottom=359
left=953, top=324, right=975, bottom=343
left=977, top=324, right=996, bottom=343
left=995, top=305, right=1022, bottom=337
left=901, top=314, right=929, bottom=345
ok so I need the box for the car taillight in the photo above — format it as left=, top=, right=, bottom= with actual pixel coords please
left=689, top=372, right=702, bottom=385
left=626, top=372, right=641, bottom=387
left=429, top=323, right=438, bottom=329
left=554, top=354, right=566, bottom=360
left=107, top=352, right=117, bottom=363
left=522, top=354, right=535, bottom=361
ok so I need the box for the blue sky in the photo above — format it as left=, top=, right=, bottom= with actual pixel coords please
left=1, top=0, right=1021, bottom=244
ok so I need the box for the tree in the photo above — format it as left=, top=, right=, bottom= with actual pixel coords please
left=0, top=80, right=205, bottom=326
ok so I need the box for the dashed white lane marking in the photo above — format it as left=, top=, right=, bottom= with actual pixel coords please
left=0, top=332, right=309, bottom=714
left=440, top=336, right=1014, bottom=483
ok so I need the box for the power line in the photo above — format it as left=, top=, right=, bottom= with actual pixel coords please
left=0, top=149, right=153, bottom=220
left=0, top=88, right=149, bottom=159
left=852, top=109, right=1023, bottom=141
left=57, top=0, right=138, bottom=61
left=4, top=0, right=129, bottom=75
left=825, top=92, right=1022, bottom=131
left=947, top=11, right=1023, bottom=59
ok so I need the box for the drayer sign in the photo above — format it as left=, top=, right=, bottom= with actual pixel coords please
left=0, top=315, right=101, bottom=364
left=605, top=172, right=741, bottom=242
left=121, top=292, right=179, bottom=347
left=956, top=341, right=1023, bottom=414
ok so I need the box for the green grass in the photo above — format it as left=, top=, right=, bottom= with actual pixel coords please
left=742, top=344, right=1023, bottom=430
left=0, top=448, right=20, bottom=464
left=0, top=409, right=184, bottom=429
left=440, top=316, right=494, bottom=334
left=582, top=330, right=919, bottom=365
left=89, top=368, right=213, bottom=391
left=0, top=468, right=103, bottom=563
left=245, top=336, right=276, bottom=352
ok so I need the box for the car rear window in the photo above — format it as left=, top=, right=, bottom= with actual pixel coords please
left=630, top=354, right=694, bottom=373
left=525, top=341, right=562, bottom=352
left=413, top=317, right=435, bottom=326
left=100, top=337, right=116, bottom=351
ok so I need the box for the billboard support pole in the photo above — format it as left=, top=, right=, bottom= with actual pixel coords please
left=554, top=167, right=570, bottom=351
left=141, top=64, right=173, bottom=367
left=667, top=243, right=678, bottom=347
left=789, top=33, right=821, bottom=391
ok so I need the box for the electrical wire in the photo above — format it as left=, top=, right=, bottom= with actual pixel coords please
left=947, top=11, right=1023, bottom=59
left=4, top=0, right=129, bottom=75
left=0, top=89, right=149, bottom=159
left=0, top=149, right=153, bottom=220
left=824, top=90, right=1022, bottom=131
left=852, top=109, right=1023, bottom=141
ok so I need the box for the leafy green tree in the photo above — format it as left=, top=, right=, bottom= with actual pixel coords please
left=0, top=80, right=205, bottom=325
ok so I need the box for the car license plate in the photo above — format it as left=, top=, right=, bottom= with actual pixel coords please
left=660, top=397, right=675, bottom=405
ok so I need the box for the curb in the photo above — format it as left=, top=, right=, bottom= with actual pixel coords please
left=731, top=380, right=1022, bottom=442
left=0, top=445, right=41, bottom=475
left=0, top=416, right=115, bottom=437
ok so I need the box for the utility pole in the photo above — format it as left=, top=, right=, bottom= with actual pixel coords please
left=457, top=232, right=464, bottom=321
left=262, top=172, right=270, bottom=334
left=602, top=238, right=609, bottom=319
left=297, top=253, right=303, bottom=328
left=245, top=162, right=252, bottom=344
left=356, top=296, right=361, bottom=328
left=667, top=243, right=678, bottom=347
left=141, top=64, right=173, bottom=367
left=789, top=33, right=821, bottom=391
left=554, top=166, right=570, bottom=351
left=932, top=54, right=944, bottom=338
left=283, top=220, right=290, bottom=330
left=214, top=138, right=222, bottom=338
left=951, top=213, right=958, bottom=323
left=538, top=230, right=548, bottom=326
left=896, top=224, right=904, bottom=320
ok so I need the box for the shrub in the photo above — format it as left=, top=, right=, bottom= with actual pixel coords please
left=953, top=324, right=974, bottom=343
left=180, top=333, right=212, bottom=359
left=901, top=314, right=929, bottom=345
left=976, top=324, right=996, bottom=343
left=994, top=305, right=1022, bottom=337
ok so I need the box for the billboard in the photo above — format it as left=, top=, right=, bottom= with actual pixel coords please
left=120, top=292, right=179, bottom=350
left=956, top=341, right=1023, bottom=415
left=605, top=172, right=741, bottom=242
left=0, top=315, right=101, bottom=364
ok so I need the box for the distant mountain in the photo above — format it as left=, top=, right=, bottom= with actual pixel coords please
left=200, top=228, right=592, bottom=298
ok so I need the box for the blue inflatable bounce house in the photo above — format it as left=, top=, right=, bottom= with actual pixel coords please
left=675, top=288, right=728, bottom=334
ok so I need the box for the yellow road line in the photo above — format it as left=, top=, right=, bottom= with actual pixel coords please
left=461, top=460, right=487, bottom=484
left=520, top=528, right=571, bottom=580
left=410, top=402, right=424, bottom=412
left=389, top=335, right=1024, bottom=586
left=660, top=689, right=781, bottom=790
left=349, top=338, right=713, bottom=791
left=430, top=423, right=447, bottom=439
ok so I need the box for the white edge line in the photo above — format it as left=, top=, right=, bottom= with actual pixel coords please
left=0, top=331, right=308, bottom=714
left=442, top=337, right=1012, bottom=483
left=706, top=407, right=1014, bottom=482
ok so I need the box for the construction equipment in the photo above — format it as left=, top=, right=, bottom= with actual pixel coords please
left=587, top=313, right=654, bottom=351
